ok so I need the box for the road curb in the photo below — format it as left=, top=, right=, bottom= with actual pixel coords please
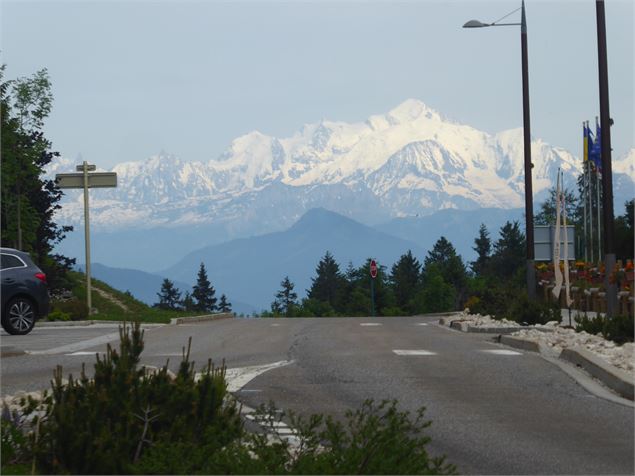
left=0, top=346, right=26, bottom=357
left=447, top=319, right=522, bottom=334
left=499, top=335, right=541, bottom=352
left=37, top=320, right=166, bottom=327
left=170, top=313, right=234, bottom=325
left=560, top=347, right=634, bottom=401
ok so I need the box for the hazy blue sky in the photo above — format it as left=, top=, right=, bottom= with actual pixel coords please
left=2, top=0, right=633, bottom=169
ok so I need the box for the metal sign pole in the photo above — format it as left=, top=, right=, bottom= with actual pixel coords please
left=55, top=163, right=116, bottom=317
left=82, top=161, right=92, bottom=315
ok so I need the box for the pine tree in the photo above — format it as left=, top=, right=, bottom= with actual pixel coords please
left=272, top=276, right=298, bottom=317
left=471, top=224, right=491, bottom=276
left=156, top=278, right=181, bottom=310
left=490, top=221, right=526, bottom=281
left=390, top=250, right=422, bottom=313
left=423, top=237, right=467, bottom=291
left=307, top=251, right=346, bottom=309
left=181, top=291, right=195, bottom=312
left=218, top=294, right=232, bottom=313
left=192, top=263, right=217, bottom=312
left=416, top=263, right=455, bottom=313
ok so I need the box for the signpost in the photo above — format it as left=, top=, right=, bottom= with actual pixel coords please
left=370, top=259, right=377, bottom=317
left=56, top=162, right=117, bottom=315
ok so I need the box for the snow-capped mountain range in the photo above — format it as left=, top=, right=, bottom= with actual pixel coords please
left=47, top=99, right=634, bottom=236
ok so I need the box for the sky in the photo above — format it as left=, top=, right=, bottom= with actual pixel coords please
left=2, top=0, right=633, bottom=170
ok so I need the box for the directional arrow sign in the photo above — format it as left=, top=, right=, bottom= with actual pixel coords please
left=55, top=172, right=117, bottom=189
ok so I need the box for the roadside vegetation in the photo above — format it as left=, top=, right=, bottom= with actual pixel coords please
left=1, top=322, right=456, bottom=475
left=48, top=271, right=207, bottom=323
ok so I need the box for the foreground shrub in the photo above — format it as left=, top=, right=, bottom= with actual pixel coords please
left=244, top=400, right=457, bottom=475
left=576, top=313, right=634, bottom=345
left=21, top=322, right=241, bottom=474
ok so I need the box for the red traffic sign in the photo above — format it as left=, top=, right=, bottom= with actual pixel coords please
left=370, top=259, right=378, bottom=279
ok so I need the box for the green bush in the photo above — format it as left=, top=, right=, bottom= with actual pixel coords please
left=576, top=314, right=634, bottom=345
left=51, top=299, right=88, bottom=321
left=21, top=322, right=241, bottom=475
left=46, top=309, right=71, bottom=321
left=505, top=293, right=560, bottom=326
left=246, top=400, right=457, bottom=475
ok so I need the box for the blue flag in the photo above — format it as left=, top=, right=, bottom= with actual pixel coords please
left=591, top=123, right=602, bottom=172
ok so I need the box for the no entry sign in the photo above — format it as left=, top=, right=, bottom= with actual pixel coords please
left=370, top=259, right=378, bottom=279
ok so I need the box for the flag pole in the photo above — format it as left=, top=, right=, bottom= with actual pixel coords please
left=595, top=116, right=602, bottom=264
left=587, top=121, right=594, bottom=264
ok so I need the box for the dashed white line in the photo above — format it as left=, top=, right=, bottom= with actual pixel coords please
left=415, top=323, right=429, bottom=326
left=360, top=323, right=382, bottom=326
left=481, top=349, right=522, bottom=355
left=393, top=350, right=437, bottom=356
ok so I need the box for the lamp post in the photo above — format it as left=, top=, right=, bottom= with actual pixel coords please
left=463, top=0, right=535, bottom=299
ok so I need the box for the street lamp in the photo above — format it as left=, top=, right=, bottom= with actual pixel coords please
left=463, top=1, right=536, bottom=299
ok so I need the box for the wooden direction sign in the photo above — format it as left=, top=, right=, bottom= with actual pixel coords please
left=55, top=172, right=117, bottom=189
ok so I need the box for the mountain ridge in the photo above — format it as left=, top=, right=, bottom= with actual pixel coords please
left=47, top=98, right=633, bottom=241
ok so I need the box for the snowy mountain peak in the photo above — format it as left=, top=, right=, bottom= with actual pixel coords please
left=387, top=98, right=441, bottom=123
left=47, top=99, right=634, bottom=235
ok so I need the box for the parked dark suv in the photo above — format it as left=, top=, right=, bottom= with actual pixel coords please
left=1, top=248, right=49, bottom=335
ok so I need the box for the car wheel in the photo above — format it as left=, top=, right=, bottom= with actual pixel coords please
left=2, top=297, right=37, bottom=335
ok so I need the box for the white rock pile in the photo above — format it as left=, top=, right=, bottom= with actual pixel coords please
left=455, top=309, right=520, bottom=328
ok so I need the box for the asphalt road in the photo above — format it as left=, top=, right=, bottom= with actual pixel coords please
left=2, top=316, right=633, bottom=475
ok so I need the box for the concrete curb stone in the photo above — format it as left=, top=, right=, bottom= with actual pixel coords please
left=0, top=346, right=26, bottom=357
left=560, top=346, right=634, bottom=401
left=170, top=313, right=234, bottom=325
left=500, top=335, right=541, bottom=352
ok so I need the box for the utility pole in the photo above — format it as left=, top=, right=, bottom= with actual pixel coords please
left=595, top=0, right=617, bottom=316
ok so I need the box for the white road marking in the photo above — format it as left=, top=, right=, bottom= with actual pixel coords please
left=198, top=360, right=293, bottom=392
left=65, top=351, right=98, bottom=356
left=416, top=323, right=429, bottom=326
left=28, top=332, right=120, bottom=355
left=360, top=323, right=382, bottom=326
left=393, top=350, right=437, bottom=356
left=271, top=323, right=281, bottom=327
left=481, top=349, right=522, bottom=355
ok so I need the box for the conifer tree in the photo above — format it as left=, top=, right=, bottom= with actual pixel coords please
left=156, top=278, right=181, bottom=310
left=272, top=276, right=298, bottom=317
left=390, top=250, right=422, bottom=313
left=218, top=294, right=232, bottom=313
left=307, top=251, right=346, bottom=309
left=490, top=221, right=526, bottom=281
left=192, top=263, right=217, bottom=312
left=181, top=291, right=195, bottom=312
left=471, top=224, right=491, bottom=276
left=423, top=237, right=467, bottom=291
